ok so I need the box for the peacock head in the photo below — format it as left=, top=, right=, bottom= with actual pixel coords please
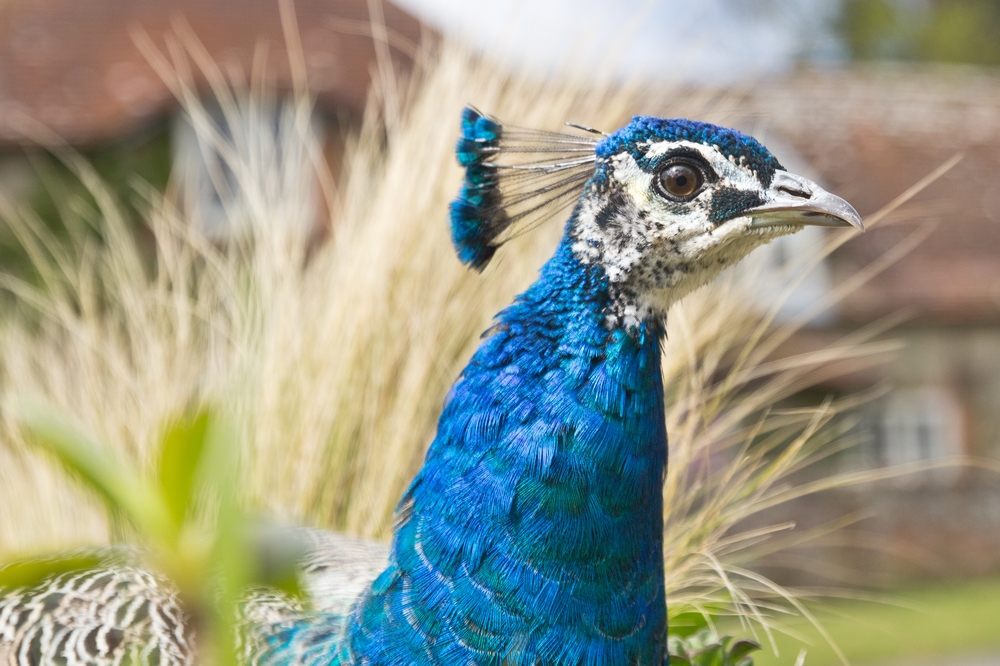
left=450, top=109, right=862, bottom=324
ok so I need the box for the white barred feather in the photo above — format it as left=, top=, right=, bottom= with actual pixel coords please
left=0, top=531, right=388, bottom=666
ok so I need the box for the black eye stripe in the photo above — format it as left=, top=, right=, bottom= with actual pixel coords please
left=710, top=187, right=765, bottom=224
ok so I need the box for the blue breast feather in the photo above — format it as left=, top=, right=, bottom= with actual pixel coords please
left=355, top=233, right=669, bottom=664
left=261, top=237, right=669, bottom=665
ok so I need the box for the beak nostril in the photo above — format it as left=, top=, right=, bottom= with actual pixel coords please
left=752, top=170, right=863, bottom=230
left=777, top=184, right=812, bottom=199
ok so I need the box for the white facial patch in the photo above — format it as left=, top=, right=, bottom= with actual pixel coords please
left=644, top=140, right=763, bottom=188
left=569, top=140, right=797, bottom=328
left=570, top=155, right=654, bottom=283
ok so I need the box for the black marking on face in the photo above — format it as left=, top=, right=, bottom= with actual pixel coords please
left=595, top=189, right=629, bottom=229
left=709, top=187, right=765, bottom=224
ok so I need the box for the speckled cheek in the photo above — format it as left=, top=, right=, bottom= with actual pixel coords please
left=641, top=195, right=712, bottom=245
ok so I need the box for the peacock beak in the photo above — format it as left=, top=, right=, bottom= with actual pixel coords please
left=747, top=171, right=864, bottom=231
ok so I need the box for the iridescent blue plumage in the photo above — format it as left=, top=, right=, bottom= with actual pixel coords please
left=450, top=107, right=505, bottom=269
left=244, top=107, right=868, bottom=666
left=449, top=107, right=600, bottom=272
left=341, top=235, right=668, bottom=664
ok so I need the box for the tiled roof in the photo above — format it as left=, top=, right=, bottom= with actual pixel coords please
left=0, top=0, right=424, bottom=145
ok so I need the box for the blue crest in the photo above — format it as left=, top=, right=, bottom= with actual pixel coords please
left=597, top=116, right=784, bottom=186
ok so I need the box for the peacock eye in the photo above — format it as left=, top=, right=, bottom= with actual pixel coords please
left=656, top=162, right=704, bottom=200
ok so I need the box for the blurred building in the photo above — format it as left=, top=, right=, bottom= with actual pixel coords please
left=0, top=0, right=425, bottom=236
left=0, top=0, right=424, bottom=144
left=742, top=65, right=1000, bottom=585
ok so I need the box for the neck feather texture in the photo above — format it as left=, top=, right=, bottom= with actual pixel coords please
left=341, top=235, right=668, bottom=665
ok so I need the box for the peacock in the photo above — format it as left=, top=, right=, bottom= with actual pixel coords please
left=0, top=108, right=862, bottom=666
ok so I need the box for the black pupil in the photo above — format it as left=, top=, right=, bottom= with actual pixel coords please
left=662, top=164, right=701, bottom=197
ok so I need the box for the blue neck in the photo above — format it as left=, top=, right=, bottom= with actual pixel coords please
left=343, top=234, right=668, bottom=664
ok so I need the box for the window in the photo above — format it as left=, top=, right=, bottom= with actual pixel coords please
left=744, top=225, right=837, bottom=325
left=171, top=98, right=323, bottom=240
left=852, top=386, right=965, bottom=486
left=733, top=138, right=838, bottom=326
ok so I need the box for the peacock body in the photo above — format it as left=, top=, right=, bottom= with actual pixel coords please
left=0, top=108, right=861, bottom=666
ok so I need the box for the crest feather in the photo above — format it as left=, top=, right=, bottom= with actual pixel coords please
left=449, top=107, right=600, bottom=271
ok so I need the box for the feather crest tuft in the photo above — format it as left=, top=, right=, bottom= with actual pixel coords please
left=449, top=107, right=600, bottom=271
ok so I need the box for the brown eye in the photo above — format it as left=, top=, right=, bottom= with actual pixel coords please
left=657, top=162, right=704, bottom=200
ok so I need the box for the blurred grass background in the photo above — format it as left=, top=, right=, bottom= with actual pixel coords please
left=752, top=576, right=1000, bottom=665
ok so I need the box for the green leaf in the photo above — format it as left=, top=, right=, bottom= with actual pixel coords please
left=694, top=644, right=726, bottom=666
left=729, top=638, right=761, bottom=665
left=670, top=611, right=711, bottom=638
left=158, top=409, right=212, bottom=531
left=16, top=401, right=174, bottom=545
left=247, top=524, right=308, bottom=600
left=0, top=554, right=103, bottom=591
left=199, top=416, right=250, bottom=666
left=668, top=635, right=689, bottom=660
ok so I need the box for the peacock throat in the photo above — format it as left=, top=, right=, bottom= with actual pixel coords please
left=344, top=233, right=670, bottom=665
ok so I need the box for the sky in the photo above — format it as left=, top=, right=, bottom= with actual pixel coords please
left=392, top=0, right=842, bottom=84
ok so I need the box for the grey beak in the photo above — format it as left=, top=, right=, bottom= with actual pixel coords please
left=747, top=171, right=864, bottom=231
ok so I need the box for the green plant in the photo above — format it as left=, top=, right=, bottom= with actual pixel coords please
left=669, top=628, right=761, bottom=666
left=837, top=0, right=1000, bottom=64
left=0, top=405, right=302, bottom=666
